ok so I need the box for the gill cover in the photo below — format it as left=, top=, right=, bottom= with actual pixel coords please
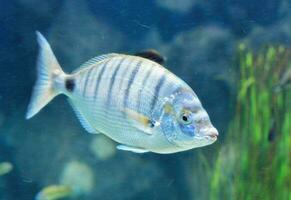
left=160, top=88, right=200, bottom=146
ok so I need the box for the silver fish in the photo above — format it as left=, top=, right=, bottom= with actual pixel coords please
left=26, top=32, right=218, bottom=154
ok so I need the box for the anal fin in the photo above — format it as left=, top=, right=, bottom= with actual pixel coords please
left=116, top=145, right=149, bottom=153
left=68, top=100, right=99, bottom=134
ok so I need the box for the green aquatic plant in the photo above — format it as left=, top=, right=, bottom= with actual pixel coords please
left=210, top=44, right=291, bottom=200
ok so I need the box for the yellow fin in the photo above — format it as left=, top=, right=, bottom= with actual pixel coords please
left=123, top=108, right=154, bottom=135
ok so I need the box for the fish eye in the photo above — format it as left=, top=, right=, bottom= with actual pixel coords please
left=180, top=112, right=192, bottom=125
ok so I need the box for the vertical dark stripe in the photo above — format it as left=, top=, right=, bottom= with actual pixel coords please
left=123, top=61, right=142, bottom=108
left=106, top=58, right=126, bottom=105
left=150, top=73, right=166, bottom=111
left=118, top=59, right=133, bottom=90
left=82, top=67, right=95, bottom=97
left=136, top=67, right=152, bottom=113
left=93, top=60, right=110, bottom=102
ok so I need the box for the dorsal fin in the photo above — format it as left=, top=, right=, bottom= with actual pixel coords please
left=73, top=53, right=119, bottom=72
left=135, top=49, right=165, bottom=65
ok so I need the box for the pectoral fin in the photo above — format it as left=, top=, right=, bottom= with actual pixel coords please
left=116, top=145, right=149, bottom=153
left=123, top=108, right=157, bottom=135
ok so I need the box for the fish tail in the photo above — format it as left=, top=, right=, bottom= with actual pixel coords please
left=26, top=31, right=66, bottom=119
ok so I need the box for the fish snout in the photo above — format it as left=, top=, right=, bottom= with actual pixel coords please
left=200, top=127, right=219, bottom=140
left=208, top=128, right=219, bottom=139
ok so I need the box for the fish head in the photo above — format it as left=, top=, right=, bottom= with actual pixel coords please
left=160, top=87, right=218, bottom=150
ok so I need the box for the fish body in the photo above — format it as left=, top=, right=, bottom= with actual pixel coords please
left=26, top=32, right=218, bottom=154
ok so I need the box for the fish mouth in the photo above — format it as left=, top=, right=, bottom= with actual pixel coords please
left=206, top=135, right=217, bottom=141
left=200, top=127, right=219, bottom=141
left=208, top=133, right=218, bottom=140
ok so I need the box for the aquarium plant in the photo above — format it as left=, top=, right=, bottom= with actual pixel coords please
left=210, top=44, right=291, bottom=200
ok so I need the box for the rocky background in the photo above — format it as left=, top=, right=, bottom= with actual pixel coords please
left=0, top=0, right=290, bottom=199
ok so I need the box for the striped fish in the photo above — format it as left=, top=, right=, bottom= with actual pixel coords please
left=26, top=32, right=218, bottom=154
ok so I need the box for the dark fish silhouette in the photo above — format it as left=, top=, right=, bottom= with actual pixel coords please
left=268, top=120, right=276, bottom=142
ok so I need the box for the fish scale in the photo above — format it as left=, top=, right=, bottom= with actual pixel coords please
left=71, top=56, right=170, bottom=142
left=106, top=57, right=126, bottom=106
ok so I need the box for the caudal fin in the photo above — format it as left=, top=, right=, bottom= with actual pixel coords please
left=26, top=31, right=64, bottom=119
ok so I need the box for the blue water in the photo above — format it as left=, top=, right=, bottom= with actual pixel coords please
left=0, top=0, right=290, bottom=200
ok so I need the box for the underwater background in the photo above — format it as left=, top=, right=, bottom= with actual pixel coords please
left=0, top=0, right=290, bottom=200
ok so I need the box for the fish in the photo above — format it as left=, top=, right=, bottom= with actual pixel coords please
left=35, top=185, right=73, bottom=200
left=26, top=31, right=218, bottom=154
left=0, top=162, right=13, bottom=176
left=267, top=119, right=276, bottom=142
